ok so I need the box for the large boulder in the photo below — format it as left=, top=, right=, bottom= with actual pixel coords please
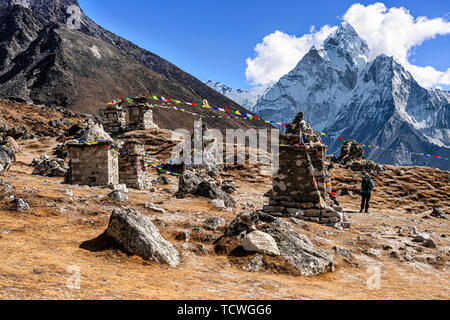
left=262, top=219, right=335, bottom=276
left=106, top=207, right=179, bottom=267
left=223, top=211, right=334, bottom=276
left=241, top=231, right=280, bottom=256
left=177, top=171, right=236, bottom=208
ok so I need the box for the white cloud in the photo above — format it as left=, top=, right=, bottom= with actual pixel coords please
left=343, top=2, right=450, bottom=88
left=245, top=25, right=337, bottom=85
left=246, top=2, right=450, bottom=88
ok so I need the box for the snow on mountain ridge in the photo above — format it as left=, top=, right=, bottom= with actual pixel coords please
left=205, top=80, right=272, bottom=111
left=253, top=23, right=450, bottom=170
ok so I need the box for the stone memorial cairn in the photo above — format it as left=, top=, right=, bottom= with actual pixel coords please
left=66, top=125, right=119, bottom=187
left=102, top=105, right=126, bottom=133
left=262, top=112, right=344, bottom=226
left=119, top=140, right=150, bottom=190
left=124, top=97, right=159, bottom=131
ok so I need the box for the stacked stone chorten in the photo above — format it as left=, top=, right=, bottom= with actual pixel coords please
left=119, top=140, right=150, bottom=190
left=124, top=97, right=158, bottom=131
left=262, top=112, right=344, bottom=226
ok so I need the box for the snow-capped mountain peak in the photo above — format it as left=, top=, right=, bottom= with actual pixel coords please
left=252, top=22, right=450, bottom=170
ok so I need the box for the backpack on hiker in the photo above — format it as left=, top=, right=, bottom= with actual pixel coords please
left=362, top=176, right=372, bottom=193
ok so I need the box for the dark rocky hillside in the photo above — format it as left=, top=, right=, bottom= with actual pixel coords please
left=0, top=1, right=270, bottom=131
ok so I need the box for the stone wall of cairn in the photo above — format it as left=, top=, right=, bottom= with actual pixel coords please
left=67, top=145, right=119, bottom=187
left=126, top=104, right=159, bottom=131
left=262, top=112, right=343, bottom=226
left=119, top=141, right=149, bottom=190
left=102, top=106, right=126, bottom=133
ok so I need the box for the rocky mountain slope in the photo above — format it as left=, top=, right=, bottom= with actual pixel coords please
left=0, top=0, right=269, bottom=131
left=253, top=23, right=450, bottom=170
left=205, top=80, right=272, bottom=112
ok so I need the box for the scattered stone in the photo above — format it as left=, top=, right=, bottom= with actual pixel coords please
left=142, top=203, right=166, bottom=213
left=31, top=155, right=68, bottom=177
left=192, top=227, right=206, bottom=233
left=61, top=189, right=73, bottom=197
left=211, top=199, right=226, bottom=209
left=0, top=142, right=16, bottom=172
left=106, top=207, right=179, bottom=266
left=175, top=231, right=190, bottom=242
left=152, top=175, right=170, bottom=186
left=241, top=231, right=280, bottom=256
left=221, top=179, right=236, bottom=194
left=204, top=216, right=226, bottom=230
left=194, top=244, right=209, bottom=255
left=413, top=233, right=437, bottom=248
left=261, top=219, right=335, bottom=276
left=13, top=198, right=30, bottom=212
left=247, top=255, right=264, bottom=272
left=161, top=188, right=174, bottom=194
left=362, top=248, right=381, bottom=257
left=242, top=201, right=255, bottom=210
left=430, top=207, right=448, bottom=219
left=333, top=246, right=352, bottom=259
left=225, top=211, right=261, bottom=236
left=108, top=190, right=128, bottom=203
left=177, top=171, right=236, bottom=208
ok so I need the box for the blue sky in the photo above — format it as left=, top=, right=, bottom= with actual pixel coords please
left=78, top=0, right=450, bottom=90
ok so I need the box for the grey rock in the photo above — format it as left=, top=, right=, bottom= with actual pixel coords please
left=430, top=207, right=448, bottom=219
left=225, top=211, right=261, bottom=236
left=31, top=154, right=68, bottom=177
left=0, top=143, right=15, bottom=172
left=142, top=203, right=166, bottom=213
left=261, top=219, right=335, bottom=276
left=61, top=189, right=73, bottom=197
left=14, top=198, right=29, bottom=212
left=106, top=207, right=179, bottom=266
left=333, top=246, right=353, bottom=259
left=241, top=231, right=280, bottom=256
left=211, top=199, right=226, bottom=209
left=221, top=178, right=236, bottom=194
left=204, top=216, right=226, bottom=230
left=248, top=255, right=264, bottom=272
left=152, top=175, right=170, bottom=186
left=108, top=190, right=128, bottom=203
left=175, top=230, right=190, bottom=242
left=177, top=171, right=236, bottom=208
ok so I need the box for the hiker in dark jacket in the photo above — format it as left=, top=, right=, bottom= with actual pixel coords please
left=360, top=173, right=374, bottom=213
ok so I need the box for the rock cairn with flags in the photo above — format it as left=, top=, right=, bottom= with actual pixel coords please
left=119, top=140, right=150, bottom=190
left=102, top=105, right=126, bottom=133
left=66, top=125, right=120, bottom=187
left=263, top=112, right=344, bottom=227
left=124, top=97, right=159, bottom=131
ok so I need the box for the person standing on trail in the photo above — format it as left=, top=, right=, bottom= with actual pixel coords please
left=360, top=173, right=374, bottom=213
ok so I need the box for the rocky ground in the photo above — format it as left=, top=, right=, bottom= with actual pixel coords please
left=0, top=101, right=449, bottom=300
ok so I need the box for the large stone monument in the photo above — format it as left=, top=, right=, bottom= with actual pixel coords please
left=124, top=97, right=158, bottom=131
left=102, top=105, right=126, bottom=133
left=262, top=112, right=344, bottom=226
left=66, top=125, right=119, bottom=187
left=119, top=140, right=150, bottom=190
